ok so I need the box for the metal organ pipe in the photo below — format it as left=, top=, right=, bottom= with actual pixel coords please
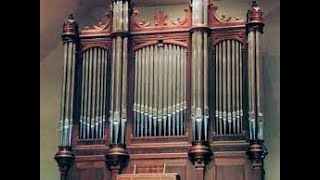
left=218, top=42, right=223, bottom=135
left=168, top=44, right=173, bottom=137
left=110, top=39, right=116, bottom=142
left=149, top=46, right=154, bottom=136
left=133, top=51, right=138, bottom=137
left=60, top=43, right=68, bottom=144
left=227, top=40, right=231, bottom=134
left=234, top=41, right=240, bottom=134
left=95, top=49, right=101, bottom=139
left=214, top=44, right=219, bottom=135
left=121, top=37, right=128, bottom=143
left=133, top=44, right=187, bottom=137
left=163, top=45, right=168, bottom=136
left=153, top=45, right=158, bottom=136
left=203, top=33, right=208, bottom=140
left=102, top=50, right=107, bottom=138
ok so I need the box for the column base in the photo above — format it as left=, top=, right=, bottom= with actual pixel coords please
left=246, top=140, right=268, bottom=170
left=54, top=146, right=75, bottom=180
left=105, top=144, right=130, bottom=180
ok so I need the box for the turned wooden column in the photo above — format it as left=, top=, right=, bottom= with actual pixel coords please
left=54, top=146, right=75, bottom=180
left=247, top=140, right=268, bottom=180
left=188, top=141, right=213, bottom=180
left=105, top=144, right=129, bottom=180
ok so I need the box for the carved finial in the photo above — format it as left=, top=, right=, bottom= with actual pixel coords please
left=68, top=13, right=74, bottom=20
left=247, top=0, right=263, bottom=23
left=63, top=13, right=78, bottom=36
left=252, top=0, right=257, bottom=6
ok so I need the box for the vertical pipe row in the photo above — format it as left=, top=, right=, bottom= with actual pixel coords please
left=79, top=48, right=108, bottom=139
left=133, top=44, right=187, bottom=137
left=214, top=40, right=244, bottom=135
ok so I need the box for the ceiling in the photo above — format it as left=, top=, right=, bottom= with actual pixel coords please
left=40, top=0, right=279, bottom=62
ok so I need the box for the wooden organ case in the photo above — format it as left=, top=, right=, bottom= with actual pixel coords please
left=54, top=0, right=268, bottom=180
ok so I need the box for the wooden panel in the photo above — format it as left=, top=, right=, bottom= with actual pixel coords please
left=123, top=158, right=190, bottom=180
left=213, top=155, right=247, bottom=180
left=70, top=160, right=111, bottom=180
left=216, top=165, right=244, bottom=180
left=117, top=173, right=179, bottom=180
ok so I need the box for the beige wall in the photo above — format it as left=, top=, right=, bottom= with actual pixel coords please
left=262, top=6, right=280, bottom=180
left=40, top=1, right=279, bottom=180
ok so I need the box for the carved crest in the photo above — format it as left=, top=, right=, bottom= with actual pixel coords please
left=81, top=12, right=112, bottom=34
left=207, top=0, right=245, bottom=27
left=132, top=7, right=191, bottom=30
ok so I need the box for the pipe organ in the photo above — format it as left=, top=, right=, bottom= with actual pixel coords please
left=54, top=1, right=268, bottom=180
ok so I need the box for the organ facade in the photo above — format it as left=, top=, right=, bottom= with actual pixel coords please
left=54, top=0, right=268, bottom=180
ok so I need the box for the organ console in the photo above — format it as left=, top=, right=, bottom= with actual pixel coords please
left=54, top=0, right=268, bottom=180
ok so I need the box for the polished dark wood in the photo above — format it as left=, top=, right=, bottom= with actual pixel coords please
left=106, top=144, right=130, bottom=180
left=54, top=146, right=75, bottom=180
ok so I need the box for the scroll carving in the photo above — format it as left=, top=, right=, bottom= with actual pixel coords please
left=80, top=12, right=112, bottom=34
left=131, top=7, right=191, bottom=30
left=208, top=0, right=244, bottom=26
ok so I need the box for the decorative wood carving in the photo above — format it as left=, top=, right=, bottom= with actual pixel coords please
left=80, top=12, right=112, bottom=36
left=131, top=7, right=191, bottom=33
left=208, top=0, right=245, bottom=27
